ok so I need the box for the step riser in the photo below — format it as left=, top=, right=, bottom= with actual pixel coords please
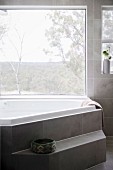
left=1, top=109, right=103, bottom=170
left=2, top=110, right=102, bottom=152
left=13, top=139, right=106, bottom=170
left=0, top=127, right=1, bottom=170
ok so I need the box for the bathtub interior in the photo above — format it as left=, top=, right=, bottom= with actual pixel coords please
left=0, top=99, right=85, bottom=111
left=0, top=99, right=97, bottom=125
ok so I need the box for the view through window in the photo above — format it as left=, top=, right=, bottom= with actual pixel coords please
left=0, top=8, right=86, bottom=96
left=102, top=7, right=113, bottom=73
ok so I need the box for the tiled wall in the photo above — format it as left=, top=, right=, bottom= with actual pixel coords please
left=0, top=0, right=113, bottom=136
left=1, top=109, right=103, bottom=170
left=93, top=0, right=113, bottom=137
left=0, top=127, right=1, bottom=170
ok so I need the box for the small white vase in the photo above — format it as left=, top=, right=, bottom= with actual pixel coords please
left=103, top=59, right=110, bottom=74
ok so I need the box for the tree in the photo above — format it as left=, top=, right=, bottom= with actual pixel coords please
left=0, top=25, right=25, bottom=94
left=0, top=10, right=8, bottom=40
left=0, top=9, right=25, bottom=94
left=8, top=28, right=25, bottom=94
left=0, top=9, right=86, bottom=95
left=0, top=10, right=8, bottom=94
left=44, top=10, right=85, bottom=94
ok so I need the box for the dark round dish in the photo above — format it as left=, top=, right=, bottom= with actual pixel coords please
left=31, top=138, right=56, bottom=154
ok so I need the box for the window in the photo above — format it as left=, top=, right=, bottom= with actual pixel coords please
left=0, top=7, right=86, bottom=96
left=102, top=7, right=113, bottom=73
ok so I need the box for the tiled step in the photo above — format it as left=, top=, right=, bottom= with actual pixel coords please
left=13, top=130, right=106, bottom=170
left=1, top=109, right=103, bottom=170
left=4, top=109, right=103, bottom=153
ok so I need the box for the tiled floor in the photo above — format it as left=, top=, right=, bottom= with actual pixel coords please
left=86, top=138, right=113, bottom=170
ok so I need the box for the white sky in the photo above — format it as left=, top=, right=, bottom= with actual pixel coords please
left=0, top=10, right=64, bottom=62
left=0, top=9, right=85, bottom=62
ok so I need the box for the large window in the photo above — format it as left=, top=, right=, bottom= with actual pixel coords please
left=0, top=7, right=86, bottom=96
left=102, top=7, right=113, bottom=73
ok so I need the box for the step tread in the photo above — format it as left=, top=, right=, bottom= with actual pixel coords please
left=13, top=130, right=105, bottom=155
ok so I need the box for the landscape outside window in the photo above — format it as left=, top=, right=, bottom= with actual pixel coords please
left=0, top=8, right=86, bottom=96
left=102, top=8, right=113, bottom=72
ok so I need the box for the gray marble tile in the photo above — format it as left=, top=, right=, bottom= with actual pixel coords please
left=43, top=114, right=82, bottom=141
left=75, top=142, right=97, bottom=169
left=94, top=40, right=101, bottom=60
left=1, top=127, right=13, bottom=155
left=82, top=110, right=102, bottom=134
left=94, top=19, right=101, bottom=40
left=94, top=98, right=113, bottom=117
left=0, top=127, right=1, bottom=170
left=59, top=148, right=76, bottom=170
left=0, top=0, right=7, bottom=5
left=87, top=39, right=94, bottom=60
left=12, top=121, right=43, bottom=152
left=94, top=60, right=102, bottom=78
left=102, top=0, right=113, bottom=5
left=58, top=138, right=106, bottom=170
left=94, top=78, right=113, bottom=98
left=87, top=20, right=94, bottom=40
left=87, top=60, right=94, bottom=78
left=106, top=136, right=113, bottom=145
left=94, top=0, right=102, bottom=19
left=56, top=0, right=85, bottom=5
left=84, top=0, right=94, bottom=20
left=70, top=0, right=85, bottom=5
left=86, top=164, right=106, bottom=170
left=87, top=78, right=94, bottom=98
left=0, top=0, right=56, bottom=5
left=96, top=139, right=106, bottom=164
left=14, top=154, right=49, bottom=170
left=0, top=0, right=85, bottom=5
left=103, top=118, right=113, bottom=136
left=55, top=0, right=71, bottom=5
left=1, top=126, right=13, bottom=170
left=86, top=139, right=113, bottom=170
left=49, top=153, right=59, bottom=170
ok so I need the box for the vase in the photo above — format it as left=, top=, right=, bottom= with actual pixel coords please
left=103, top=59, right=110, bottom=74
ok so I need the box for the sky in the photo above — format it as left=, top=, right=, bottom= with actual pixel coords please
left=0, top=10, right=63, bottom=62
left=0, top=9, right=85, bottom=62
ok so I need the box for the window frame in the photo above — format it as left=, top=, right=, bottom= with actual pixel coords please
left=0, top=5, right=87, bottom=98
left=101, top=6, right=113, bottom=74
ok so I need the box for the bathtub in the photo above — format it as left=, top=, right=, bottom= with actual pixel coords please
left=0, top=98, right=105, bottom=170
left=0, top=99, right=96, bottom=126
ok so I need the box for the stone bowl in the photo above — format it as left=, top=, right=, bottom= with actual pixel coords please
left=31, top=138, right=56, bottom=154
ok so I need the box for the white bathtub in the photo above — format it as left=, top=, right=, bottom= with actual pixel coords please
left=0, top=99, right=96, bottom=126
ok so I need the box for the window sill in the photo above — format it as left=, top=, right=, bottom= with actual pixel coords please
left=0, top=95, right=88, bottom=100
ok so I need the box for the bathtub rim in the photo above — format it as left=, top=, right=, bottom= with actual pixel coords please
left=0, top=105, right=99, bottom=126
left=0, top=95, right=88, bottom=100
